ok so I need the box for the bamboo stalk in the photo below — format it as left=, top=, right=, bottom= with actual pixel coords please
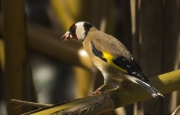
left=171, top=105, right=180, bottom=115
left=2, top=0, right=26, bottom=114
left=0, top=39, right=5, bottom=71
left=21, top=70, right=180, bottom=115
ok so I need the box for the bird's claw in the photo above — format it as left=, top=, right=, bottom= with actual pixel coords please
left=88, top=90, right=103, bottom=96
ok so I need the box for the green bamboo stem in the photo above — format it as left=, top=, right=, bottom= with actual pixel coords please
left=22, top=70, right=180, bottom=115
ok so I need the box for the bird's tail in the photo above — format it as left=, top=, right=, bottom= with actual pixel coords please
left=136, top=80, right=164, bottom=98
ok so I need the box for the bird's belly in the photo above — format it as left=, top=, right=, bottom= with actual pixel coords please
left=91, top=57, right=129, bottom=81
left=92, top=57, right=118, bottom=73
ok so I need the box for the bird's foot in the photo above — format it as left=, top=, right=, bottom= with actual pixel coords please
left=88, top=89, right=103, bottom=96
left=88, top=84, right=106, bottom=96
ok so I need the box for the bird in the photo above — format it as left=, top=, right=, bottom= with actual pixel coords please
left=61, top=21, right=164, bottom=98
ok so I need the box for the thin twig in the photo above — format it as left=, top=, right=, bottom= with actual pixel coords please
left=11, top=99, right=53, bottom=108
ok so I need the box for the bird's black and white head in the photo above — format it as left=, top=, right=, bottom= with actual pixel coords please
left=61, top=21, right=93, bottom=42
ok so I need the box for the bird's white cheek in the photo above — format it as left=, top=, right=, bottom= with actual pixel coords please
left=76, top=28, right=86, bottom=41
left=76, top=33, right=85, bottom=42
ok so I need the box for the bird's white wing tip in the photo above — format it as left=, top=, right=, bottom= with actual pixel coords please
left=152, top=93, right=165, bottom=98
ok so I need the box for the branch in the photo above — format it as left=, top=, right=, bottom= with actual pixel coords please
left=21, top=70, right=180, bottom=115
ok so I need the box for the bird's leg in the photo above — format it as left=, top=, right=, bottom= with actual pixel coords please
left=88, top=74, right=110, bottom=95
left=94, top=84, right=106, bottom=94
left=89, top=84, right=107, bottom=95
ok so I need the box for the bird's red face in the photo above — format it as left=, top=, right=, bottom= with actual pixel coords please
left=61, top=24, right=78, bottom=42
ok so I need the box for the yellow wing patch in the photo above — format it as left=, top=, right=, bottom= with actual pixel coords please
left=102, top=51, right=128, bottom=73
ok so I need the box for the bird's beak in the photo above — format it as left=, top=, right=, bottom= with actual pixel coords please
left=61, top=31, right=72, bottom=42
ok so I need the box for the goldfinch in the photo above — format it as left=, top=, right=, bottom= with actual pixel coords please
left=61, top=21, right=164, bottom=98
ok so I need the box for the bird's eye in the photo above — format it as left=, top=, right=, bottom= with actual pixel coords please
left=70, top=26, right=76, bottom=33
left=69, top=24, right=78, bottom=39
